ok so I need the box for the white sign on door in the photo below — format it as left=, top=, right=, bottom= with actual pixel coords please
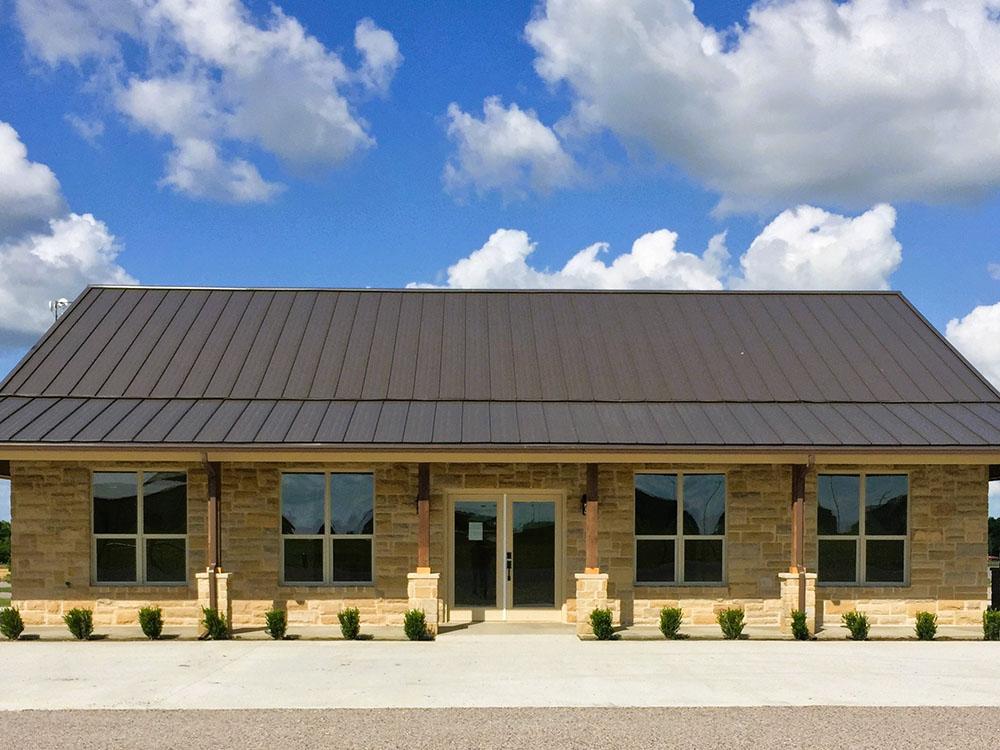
left=468, top=521, right=483, bottom=541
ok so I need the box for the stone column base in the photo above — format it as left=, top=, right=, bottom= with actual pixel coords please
left=196, top=570, right=233, bottom=631
left=575, top=572, right=609, bottom=637
left=407, top=572, right=440, bottom=636
left=779, top=572, right=817, bottom=634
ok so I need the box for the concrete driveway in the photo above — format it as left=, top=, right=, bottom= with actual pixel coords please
left=1, top=631, right=998, bottom=710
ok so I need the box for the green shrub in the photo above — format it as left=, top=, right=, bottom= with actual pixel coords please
left=338, top=607, right=361, bottom=640
left=984, top=610, right=1000, bottom=641
left=138, top=606, right=163, bottom=640
left=64, top=608, right=94, bottom=640
left=842, top=610, right=870, bottom=641
left=403, top=609, right=432, bottom=641
left=201, top=607, right=230, bottom=640
left=264, top=608, right=287, bottom=640
left=717, top=608, right=746, bottom=640
left=914, top=611, right=937, bottom=641
left=658, top=607, right=683, bottom=639
left=589, top=607, right=616, bottom=640
left=0, top=607, right=24, bottom=640
left=791, top=609, right=810, bottom=641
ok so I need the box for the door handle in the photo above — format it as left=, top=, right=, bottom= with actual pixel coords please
left=506, top=551, right=512, bottom=581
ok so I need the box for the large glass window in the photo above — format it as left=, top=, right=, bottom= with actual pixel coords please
left=93, top=471, right=187, bottom=584
left=280, top=472, right=374, bottom=585
left=817, top=473, right=908, bottom=585
left=635, top=473, right=725, bottom=584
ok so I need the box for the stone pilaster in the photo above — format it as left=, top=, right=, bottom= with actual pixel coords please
left=779, top=572, right=817, bottom=634
left=574, top=572, right=609, bottom=637
left=407, top=572, right=440, bottom=635
left=196, top=570, right=233, bottom=629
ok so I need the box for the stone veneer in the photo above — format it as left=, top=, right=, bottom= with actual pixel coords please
left=9, top=460, right=990, bottom=628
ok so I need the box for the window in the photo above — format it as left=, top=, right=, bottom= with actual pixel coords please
left=280, top=472, right=374, bottom=585
left=817, top=473, right=908, bottom=585
left=634, top=473, right=725, bottom=584
left=92, top=471, right=187, bottom=585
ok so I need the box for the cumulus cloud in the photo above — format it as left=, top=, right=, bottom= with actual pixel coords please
left=412, top=204, right=902, bottom=291
left=946, top=302, right=1000, bottom=388
left=0, top=122, right=135, bottom=352
left=444, top=97, right=579, bottom=199
left=735, top=204, right=901, bottom=290
left=989, top=263, right=1000, bottom=281
left=526, top=0, right=1000, bottom=211
left=15, top=1, right=401, bottom=202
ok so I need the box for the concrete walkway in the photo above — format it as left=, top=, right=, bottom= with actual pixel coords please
left=1, top=632, right=999, bottom=710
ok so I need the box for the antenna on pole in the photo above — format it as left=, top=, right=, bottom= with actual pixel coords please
left=49, top=298, right=70, bottom=321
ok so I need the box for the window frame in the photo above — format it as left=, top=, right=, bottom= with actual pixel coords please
left=91, top=469, right=189, bottom=587
left=633, top=471, right=727, bottom=586
left=816, top=471, right=910, bottom=587
left=279, top=471, right=376, bottom=587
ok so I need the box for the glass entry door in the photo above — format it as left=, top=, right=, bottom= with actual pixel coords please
left=450, top=493, right=560, bottom=621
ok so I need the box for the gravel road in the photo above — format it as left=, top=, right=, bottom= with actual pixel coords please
left=1, top=707, right=997, bottom=749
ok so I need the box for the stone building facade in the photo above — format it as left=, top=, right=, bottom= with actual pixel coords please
left=10, top=458, right=989, bottom=630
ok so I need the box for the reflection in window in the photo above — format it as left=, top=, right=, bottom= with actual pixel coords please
left=634, top=473, right=725, bottom=584
left=280, top=473, right=375, bottom=584
left=92, top=471, right=187, bottom=584
left=817, top=473, right=907, bottom=585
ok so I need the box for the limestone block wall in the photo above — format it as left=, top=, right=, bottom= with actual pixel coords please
left=10, top=460, right=207, bottom=626
left=599, top=463, right=793, bottom=627
left=9, top=459, right=990, bottom=630
left=805, top=464, right=990, bottom=626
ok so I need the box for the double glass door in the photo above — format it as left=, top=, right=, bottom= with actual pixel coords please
left=451, top=493, right=560, bottom=620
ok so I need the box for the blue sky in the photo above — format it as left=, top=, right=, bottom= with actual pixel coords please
left=0, top=1, right=999, bottom=518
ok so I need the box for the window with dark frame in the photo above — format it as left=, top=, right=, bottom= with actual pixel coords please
left=280, top=472, right=374, bottom=585
left=634, top=473, right=726, bottom=584
left=92, top=471, right=187, bottom=585
left=817, top=473, right=908, bottom=585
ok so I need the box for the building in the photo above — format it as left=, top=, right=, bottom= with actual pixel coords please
left=0, top=286, right=997, bottom=635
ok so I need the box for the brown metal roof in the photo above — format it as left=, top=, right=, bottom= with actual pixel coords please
left=0, top=286, right=998, bottom=450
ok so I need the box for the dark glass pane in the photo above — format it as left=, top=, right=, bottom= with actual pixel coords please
left=683, top=474, right=725, bottom=535
left=817, top=475, right=860, bottom=535
left=332, top=538, right=373, bottom=583
left=866, top=539, right=905, bottom=583
left=281, top=474, right=325, bottom=535
left=146, top=538, right=186, bottom=583
left=95, top=538, right=136, bottom=583
left=283, top=538, right=323, bottom=582
left=865, top=475, right=908, bottom=535
left=143, top=472, right=187, bottom=534
left=684, top=539, right=723, bottom=582
left=93, top=472, right=138, bottom=534
left=636, top=539, right=675, bottom=583
left=331, top=473, right=374, bottom=534
left=818, top=539, right=857, bottom=583
left=635, top=474, right=677, bottom=535
left=453, top=501, right=497, bottom=606
left=512, top=501, right=555, bottom=607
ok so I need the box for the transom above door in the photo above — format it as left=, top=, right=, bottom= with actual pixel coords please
left=448, top=491, right=562, bottom=622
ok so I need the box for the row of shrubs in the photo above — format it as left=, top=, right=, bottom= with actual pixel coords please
left=587, top=605, right=1000, bottom=642
left=0, top=604, right=435, bottom=642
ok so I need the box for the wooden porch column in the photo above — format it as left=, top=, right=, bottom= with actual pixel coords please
left=204, top=460, right=222, bottom=611
left=585, top=463, right=599, bottom=573
left=790, top=464, right=807, bottom=611
left=416, top=463, right=431, bottom=573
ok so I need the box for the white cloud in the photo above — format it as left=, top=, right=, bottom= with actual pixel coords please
left=526, top=0, right=1000, bottom=211
left=444, top=97, right=578, bottom=199
left=0, top=122, right=65, bottom=235
left=414, top=204, right=902, bottom=292
left=946, top=302, right=1000, bottom=388
left=64, top=114, right=105, bottom=145
left=735, top=204, right=901, bottom=290
left=355, top=17, right=403, bottom=94
left=0, top=122, right=135, bottom=352
left=989, top=262, right=1000, bottom=281
left=15, top=1, right=401, bottom=202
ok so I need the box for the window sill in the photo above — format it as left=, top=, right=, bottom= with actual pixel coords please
left=817, top=582, right=909, bottom=588
left=279, top=582, right=376, bottom=588
left=634, top=581, right=727, bottom=588
left=91, top=582, right=189, bottom=588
